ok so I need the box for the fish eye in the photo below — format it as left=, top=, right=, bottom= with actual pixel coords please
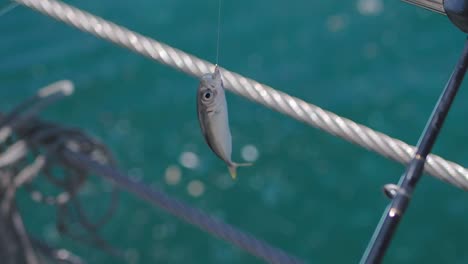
left=204, top=91, right=212, bottom=99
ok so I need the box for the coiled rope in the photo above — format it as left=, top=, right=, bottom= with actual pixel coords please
left=3, top=81, right=306, bottom=264
left=13, top=0, right=468, bottom=190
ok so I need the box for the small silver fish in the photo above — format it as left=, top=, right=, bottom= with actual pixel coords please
left=197, top=66, right=251, bottom=179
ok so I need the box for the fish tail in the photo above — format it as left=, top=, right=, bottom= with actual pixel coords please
left=228, top=166, right=237, bottom=180
left=228, top=162, right=253, bottom=180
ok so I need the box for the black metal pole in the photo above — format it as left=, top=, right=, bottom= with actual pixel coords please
left=360, top=37, right=468, bottom=264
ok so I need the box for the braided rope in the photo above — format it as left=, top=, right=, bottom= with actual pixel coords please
left=15, top=0, right=468, bottom=190
left=64, top=150, right=305, bottom=264
left=402, top=0, right=445, bottom=14
left=2, top=80, right=306, bottom=263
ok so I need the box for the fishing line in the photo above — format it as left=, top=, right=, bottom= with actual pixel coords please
left=215, top=0, right=222, bottom=65
left=0, top=2, right=19, bottom=18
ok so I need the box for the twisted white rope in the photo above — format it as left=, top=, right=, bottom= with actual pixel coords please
left=15, top=0, right=468, bottom=190
left=402, top=0, right=445, bottom=14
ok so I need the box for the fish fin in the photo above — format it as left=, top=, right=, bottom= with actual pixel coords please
left=228, top=162, right=253, bottom=180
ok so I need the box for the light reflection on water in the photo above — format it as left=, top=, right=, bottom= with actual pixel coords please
left=179, top=151, right=200, bottom=169
left=187, top=180, right=205, bottom=197
left=164, top=165, right=182, bottom=185
left=241, top=144, right=259, bottom=162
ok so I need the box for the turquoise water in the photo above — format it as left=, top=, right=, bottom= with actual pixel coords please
left=2, top=0, right=468, bottom=263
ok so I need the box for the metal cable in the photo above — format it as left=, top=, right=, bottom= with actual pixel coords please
left=14, top=0, right=468, bottom=190
left=402, top=0, right=445, bottom=14
left=63, top=150, right=305, bottom=264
